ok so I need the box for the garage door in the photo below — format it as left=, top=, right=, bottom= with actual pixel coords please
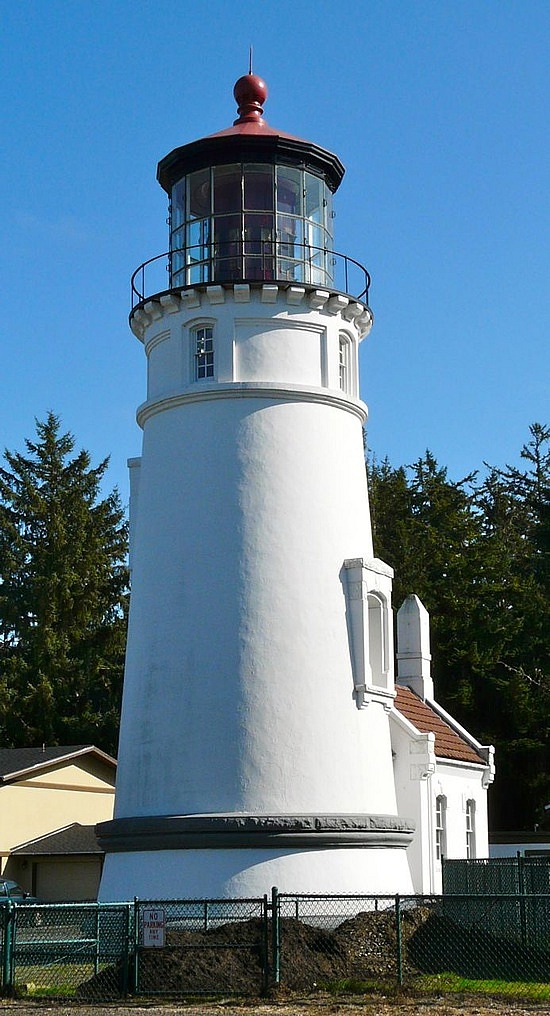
left=35, top=858, right=102, bottom=901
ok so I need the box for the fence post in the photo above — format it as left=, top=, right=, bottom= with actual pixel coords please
left=132, top=897, right=140, bottom=995
left=518, top=853, right=527, bottom=947
left=271, top=886, right=280, bottom=987
left=0, top=906, right=5, bottom=994
left=120, top=904, right=131, bottom=997
left=262, top=895, right=269, bottom=994
left=2, top=903, right=14, bottom=996
left=395, top=894, right=403, bottom=987
left=94, top=903, right=100, bottom=976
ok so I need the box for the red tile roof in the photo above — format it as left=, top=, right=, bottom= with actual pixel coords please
left=395, top=686, right=484, bottom=765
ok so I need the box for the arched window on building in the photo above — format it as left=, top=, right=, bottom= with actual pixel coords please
left=435, top=795, right=447, bottom=861
left=466, top=799, right=476, bottom=859
left=193, top=325, right=214, bottom=381
left=338, top=334, right=353, bottom=394
left=367, top=592, right=389, bottom=690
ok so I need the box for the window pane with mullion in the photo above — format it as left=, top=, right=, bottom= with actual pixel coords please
left=244, top=164, right=274, bottom=211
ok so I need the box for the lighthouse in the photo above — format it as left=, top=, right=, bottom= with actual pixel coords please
left=97, top=74, right=415, bottom=900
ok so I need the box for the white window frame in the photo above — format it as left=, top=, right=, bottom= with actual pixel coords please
left=193, top=325, right=214, bottom=381
left=435, top=794, right=447, bottom=861
left=466, top=798, right=476, bottom=859
left=367, top=591, right=389, bottom=690
left=339, top=334, right=351, bottom=393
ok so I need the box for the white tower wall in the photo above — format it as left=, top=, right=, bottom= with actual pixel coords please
left=98, top=283, right=414, bottom=899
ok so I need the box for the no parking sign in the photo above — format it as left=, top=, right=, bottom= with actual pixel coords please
left=142, top=907, right=166, bottom=947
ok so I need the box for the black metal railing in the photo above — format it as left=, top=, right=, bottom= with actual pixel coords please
left=131, top=243, right=371, bottom=309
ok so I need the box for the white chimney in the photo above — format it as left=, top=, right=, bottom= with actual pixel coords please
left=396, top=594, right=434, bottom=701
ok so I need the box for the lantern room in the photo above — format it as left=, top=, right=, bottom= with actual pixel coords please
left=168, top=161, right=336, bottom=288
left=153, top=74, right=364, bottom=296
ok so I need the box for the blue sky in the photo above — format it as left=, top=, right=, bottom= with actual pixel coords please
left=1, top=0, right=548, bottom=504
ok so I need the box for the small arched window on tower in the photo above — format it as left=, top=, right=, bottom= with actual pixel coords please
left=367, top=592, right=389, bottom=690
left=193, top=325, right=214, bottom=381
left=338, top=334, right=353, bottom=395
left=466, top=799, right=476, bottom=859
left=435, top=795, right=447, bottom=861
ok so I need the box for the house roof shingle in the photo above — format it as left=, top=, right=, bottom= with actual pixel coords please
left=11, top=823, right=102, bottom=856
left=0, top=745, right=116, bottom=781
left=395, top=686, right=484, bottom=765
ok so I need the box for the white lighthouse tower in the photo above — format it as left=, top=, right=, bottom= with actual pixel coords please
left=98, top=74, right=414, bottom=900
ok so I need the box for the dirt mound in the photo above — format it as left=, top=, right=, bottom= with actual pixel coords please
left=278, top=907, right=433, bottom=990
left=79, top=907, right=433, bottom=997
left=78, top=918, right=267, bottom=998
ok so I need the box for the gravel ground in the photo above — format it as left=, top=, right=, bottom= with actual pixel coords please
left=2, top=996, right=550, bottom=1016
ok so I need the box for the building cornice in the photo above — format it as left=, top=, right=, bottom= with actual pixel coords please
left=130, top=283, right=373, bottom=342
left=136, top=383, right=368, bottom=428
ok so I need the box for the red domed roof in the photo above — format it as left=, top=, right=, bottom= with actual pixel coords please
left=157, top=74, right=345, bottom=194
left=206, top=72, right=309, bottom=142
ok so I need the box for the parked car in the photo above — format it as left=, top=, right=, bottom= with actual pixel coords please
left=0, top=879, right=40, bottom=903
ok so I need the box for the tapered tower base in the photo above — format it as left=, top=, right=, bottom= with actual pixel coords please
left=98, top=812, right=414, bottom=899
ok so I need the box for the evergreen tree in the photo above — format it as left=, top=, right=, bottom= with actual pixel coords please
left=474, top=424, right=550, bottom=829
left=0, top=413, right=128, bottom=754
left=367, top=426, right=549, bottom=831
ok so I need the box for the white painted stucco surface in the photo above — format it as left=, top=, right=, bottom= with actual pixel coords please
left=99, top=286, right=412, bottom=900
left=100, top=845, right=414, bottom=900
left=391, top=706, right=490, bottom=894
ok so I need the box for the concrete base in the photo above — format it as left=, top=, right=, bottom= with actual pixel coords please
left=98, top=843, right=414, bottom=901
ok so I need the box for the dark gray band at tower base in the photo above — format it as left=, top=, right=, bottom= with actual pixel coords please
left=96, top=813, right=415, bottom=853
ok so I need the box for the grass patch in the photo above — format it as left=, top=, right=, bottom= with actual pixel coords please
left=12, top=961, right=103, bottom=998
left=17, top=984, right=77, bottom=998
left=319, top=978, right=397, bottom=995
left=412, top=971, right=550, bottom=1001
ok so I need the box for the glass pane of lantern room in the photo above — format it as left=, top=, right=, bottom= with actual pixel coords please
left=172, top=179, right=186, bottom=229
left=278, top=258, right=303, bottom=283
left=244, top=213, right=274, bottom=253
left=214, top=165, right=242, bottom=214
left=325, top=188, right=334, bottom=241
left=187, top=218, right=211, bottom=263
left=306, top=248, right=328, bottom=287
left=277, top=214, right=303, bottom=258
left=188, top=169, right=211, bottom=220
left=244, top=165, right=274, bottom=210
left=305, top=173, right=323, bottom=224
left=188, top=261, right=209, bottom=285
left=214, top=213, right=241, bottom=280
left=276, top=166, right=302, bottom=216
left=171, top=226, right=185, bottom=286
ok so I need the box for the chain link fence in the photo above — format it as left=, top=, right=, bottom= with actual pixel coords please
left=1, top=890, right=549, bottom=1001
left=443, top=855, right=550, bottom=894
left=401, top=894, right=550, bottom=991
left=276, top=893, right=400, bottom=991
left=1, top=902, right=131, bottom=998
left=133, top=897, right=268, bottom=995
left=275, top=891, right=550, bottom=1001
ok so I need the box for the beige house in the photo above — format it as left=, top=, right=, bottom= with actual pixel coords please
left=0, top=746, right=115, bottom=901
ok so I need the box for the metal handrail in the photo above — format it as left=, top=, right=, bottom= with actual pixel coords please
left=131, top=243, right=371, bottom=308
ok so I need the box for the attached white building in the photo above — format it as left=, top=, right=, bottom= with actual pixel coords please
left=391, top=595, right=495, bottom=893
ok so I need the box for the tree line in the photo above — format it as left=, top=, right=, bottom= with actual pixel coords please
left=0, top=413, right=128, bottom=756
left=0, top=413, right=547, bottom=831
left=368, top=423, right=549, bottom=832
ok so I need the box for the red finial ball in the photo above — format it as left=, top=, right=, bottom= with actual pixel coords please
left=233, top=74, right=268, bottom=124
